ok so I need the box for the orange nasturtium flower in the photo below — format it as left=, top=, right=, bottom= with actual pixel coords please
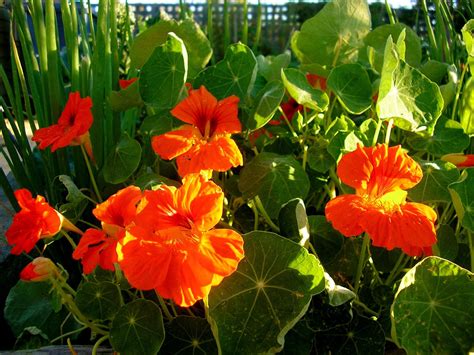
left=32, top=92, right=93, bottom=153
left=441, top=153, right=474, bottom=168
left=119, top=78, right=137, bottom=90
left=20, top=257, right=59, bottom=282
left=325, top=144, right=437, bottom=256
left=6, top=189, right=79, bottom=255
left=118, top=174, right=245, bottom=307
left=151, top=86, right=243, bottom=177
left=73, top=186, right=142, bottom=274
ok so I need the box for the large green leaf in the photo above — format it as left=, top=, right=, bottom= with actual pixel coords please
left=238, top=153, right=310, bottom=219
left=161, top=316, right=218, bottom=354
left=376, top=36, right=443, bottom=134
left=109, top=299, right=165, bottom=355
left=75, top=281, right=122, bottom=321
left=308, top=215, right=344, bottom=266
left=307, top=138, right=335, bottom=173
left=247, top=81, right=285, bottom=131
left=278, top=198, right=310, bottom=245
left=194, top=43, right=257, bottom=102
left=291, top=0, right=371, bottom=67
left=130, top=16, right=211, bottom=78
left=408, top=118, right=470, bottom=156
left=408, top=160, right=460, bottom=203
left=315, top=313, right=385, bottom=354
left=281, top=68, right=329, bottom=112
left=103, top=134, right=142, bottom=184
left=4, top=281, right=76, bottom=340
left=327, top=131, right=364, bottom=162
left=448, top=168, right=474, bottom=231
left=257, top=51, right=291, bottom=82
left=109, top=79, right=143, bottom=112
left=391, top=257, right=474, bottom=354
left=327, top=63, right=372, bottom=114
left=460, top=77, right=474, bottom=136
left=462, top=20, right=474, bottom=73
left=139, top=33, right=187, bottom=110
left=363, top=23, right=421, bottom=72
left=207, top=231, right=325, bottom=354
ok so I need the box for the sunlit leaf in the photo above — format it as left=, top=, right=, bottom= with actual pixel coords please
left=291, top=0, right=371, bottom=67
left=448, top=167, right=474, bottom=231
left=247, top=81, right=285, bottom=131
left=391, top=257, right=474, bottom=354
left=207, top=231, right=325, bottom=353
left=257, top=51, right=291, bottom=83
left=460, top=77, right=474, bottom=136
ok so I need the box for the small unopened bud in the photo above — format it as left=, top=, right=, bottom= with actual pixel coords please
left=20, top=257, right=59, bottom=282
left=441, top=153, right=474, bottom=168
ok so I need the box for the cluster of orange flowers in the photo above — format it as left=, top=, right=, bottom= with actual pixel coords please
left=7, top=81, right=473, bottom=305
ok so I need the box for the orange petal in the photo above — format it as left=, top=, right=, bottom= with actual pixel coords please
left=152, top=125, right=199, bottom=160
left=213, top=95, right=241, bottom=135
left=325, top=195, right=366, bottom=237
left=73, top=229, right=117, bottom=274
left=198, top=229, right=244, bottom=276
left=360, top=202, right=437, bottom=256
left=93, top=186, right=142, bottom=228
left=441, top=153, right=474, bottom=168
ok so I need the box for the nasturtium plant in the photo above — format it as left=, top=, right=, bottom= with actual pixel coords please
left=448, top=168, right=474, bottom=231
left=75, top=281, right=122, bottom=321
left=391, top=257, right=474, bottom=354
left=103, top=134, right=142, bottom=184
left=247, top=81, right=286, bottom=131
left=207, top=231, right=325, bottom=353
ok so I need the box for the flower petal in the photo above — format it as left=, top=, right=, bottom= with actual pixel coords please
left=213, top=95, right=241, bottom=135
left=152, top=125, right=199, bottom=160
left=325, top=195, right=366, bottom=237
left=93, top=186, right=142, bottom=228
left=73, top=229, right=117, bottom=274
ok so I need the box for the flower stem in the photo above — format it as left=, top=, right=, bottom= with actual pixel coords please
left=254, top=196, right=280, bottom=233
left=50, top=325, right=88, bottom=343
left=371, top=119, right=383, bottom=146
left=92, top=335, right=109, bottom=355
left=354, top=234, right=370, bottom=294
left=61, top=230, right=77, bottom=250
left=81, top=144, right=103, bottom=202
left=385, top=253, right=409, bottom=285
left=155, top=291, right=174, bottom=321
left=385, top=118, right=394, bottom=145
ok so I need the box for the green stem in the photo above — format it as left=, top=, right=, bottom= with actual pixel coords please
left=155, top=292, right=174, bottom=321
left=92, top=335, right=109, bottom=355
left=353, top=299, right=379, bottom=317
left=468, top=231, right=474, bottom=273
left=384, top=0, right=396, bottom=24
left=277, top=106, right=298, bottom=138
left=302, top=145, right=308, bottom=171
left=451, top=62, right=468, bottom=122
left=170, top=301, right=178, bottom=317
left=371, top=119, right=383, bottom=146
left=385, top=253, right=409, bottom=285
left=251, top=200, right=259, bottom=231
left=354, top=234, right=370, bottom=294
left=61, top=230, right=77, bottom=250
left=81, top=144, right=103, bottom=202
left=254, top=196, right=280, bottom=233
left=385, top=118, right=394, bottom=145
left=50, top=325, right=88, bottom=343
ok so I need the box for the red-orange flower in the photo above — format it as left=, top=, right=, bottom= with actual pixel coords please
left=32, top=92, right=93, bottom=152
left=118, top=174, right=244, bottom=307
left=119, top=78, right=137, bottom=90
left=441, top=153, right=474, bottom=168
left=73, top=186, right=142, bottom=274
left=151, top=86, right=243, bottom=177
left=6, top=189, right=63, bottom=255
left=20, top=257, right=59, bottom=282
left=325, top=144, right=437, bottom=256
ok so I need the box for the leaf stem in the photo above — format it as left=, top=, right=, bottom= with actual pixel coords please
left=81, top=144, right=103, bottom=202
left=354, top=234, right=370, bottom=294
left=254, top=196, right=280, bottom=233
left=61, top=230, right=77, bottom=250
left=385, top=253, right=410, bottom=285
left=451, top=61, right=468, bottom=122
left=371, top=119, right=383, bottom=146
left=92, top=335, right=109, bottom=355
left=468, top=230, right=474, bottom=273
left=155, top=291, right=174, bottom=321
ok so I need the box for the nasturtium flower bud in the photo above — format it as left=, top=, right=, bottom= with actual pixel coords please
left=20, top=257, right=59, bottom=282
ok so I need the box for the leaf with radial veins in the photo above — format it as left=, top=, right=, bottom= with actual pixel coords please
left=207, top=231, right=325, bottom=354
left=194, top=43, right=257, bottom=102
left=448, top=168, right=474, bottom=231
left=376, top=36, right=443, bottom=134
left=391, top=257, right=474, bottom=354
left=247, top=80, right=286, bottom=131
left=291, top=0, right=371, bottom=67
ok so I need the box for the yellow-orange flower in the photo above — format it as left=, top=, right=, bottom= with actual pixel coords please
left=325, top=144, right=437, bottom=256
left=118, top=174, right=244, bottom=307
left=151, top=86, right=243, bottom=177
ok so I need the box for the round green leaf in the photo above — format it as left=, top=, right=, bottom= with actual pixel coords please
left=391, top=256, right=474, bottom=354
left=448, top=168, right=474, bottom=231
left=435, top=225, right=458, bottom=262
left=291, top=0, right=371, bottom=67
left=460, top=77, right=474, bottom=136
left=408, top=118, right=470, bottom=157
left=278, top=198, right=310, bottom=245
left=307, top=139, right=335, bottom=173
left=308, top=215, right=344, bottom=266
left=327, top=131, right=363, bottom=162
left=75, top=281, right=122, bottom=321
left=257, top=51, right=291, bottom=83
left=130, top=17, right=211, bottom=78
left=103, top=134, right=142, bottom=184
left=363, top=23, right=421, bottom=72
left=109, top=79, right=143, bottom=112
left=280, top=319, right=314, bottom=354
left=462, top=20, right=474, bottom=72
left=327, top=64, right=372, bottom=114
left=315, top=314, right=385, bottom=354
left=281, top=68, right=329, bottom=112
left=247, top=80, right=285, bottom=131
left=408, top=160, right=460, bottom=203
left=194, top=43, right=257, bottom=101
left=238, top=153, right=310, bottom=219
left=161, top=316, right=217, bottom=354
left=109, top=299, right=164, bottom=355
left=139, top=33, right=187, bottom=110
left=376, top=37, right=443, bottom=134
left=325, top=116, right=356, bottom=140
left=207, top=231, right=325, bottom=354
